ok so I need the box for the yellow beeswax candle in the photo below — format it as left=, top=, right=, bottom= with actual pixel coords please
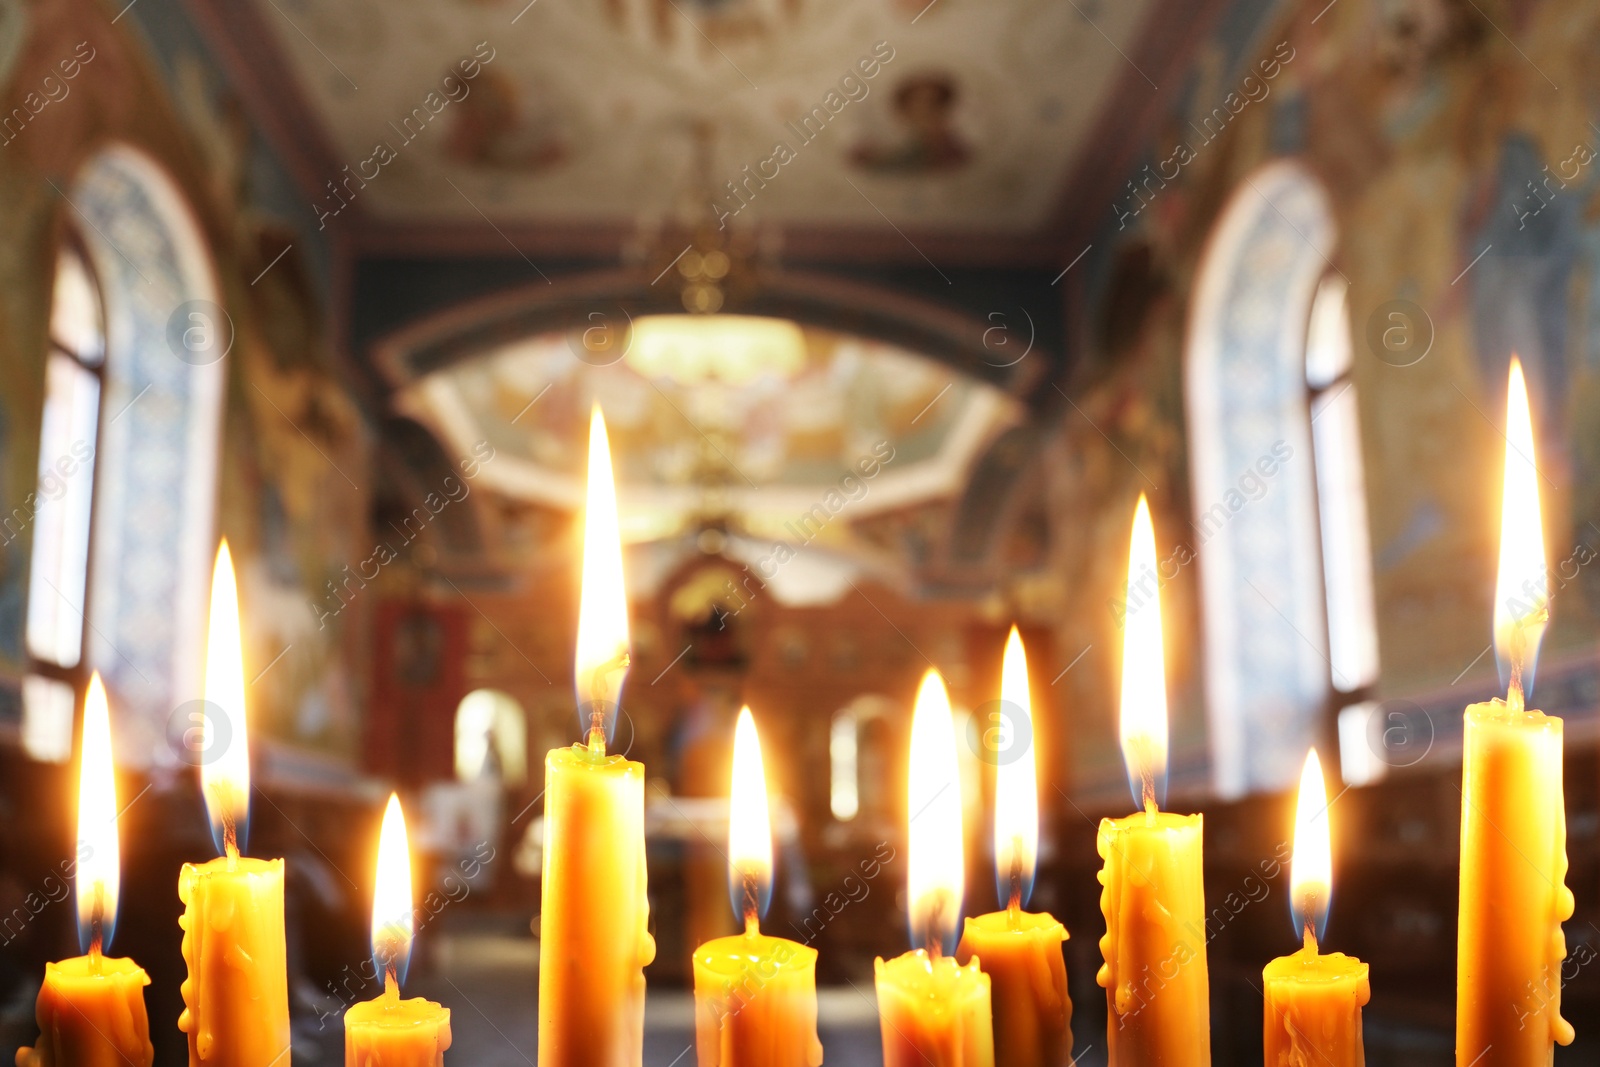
left=179, top=542, right=291, bottom=1067
left=179, top=855, right=291, bottom=1065
left=958, top=910, right=1069, bottom=1067
left=1262, top=751, right=1368, bottom=1067
left=17, top=674, right=153, bottom=1067
left=18, top=956, right=154, bottom=1067
left=538, top=407, right=655, bottom=1067
left=1263, top=948, right=1368, bottom=1067
left=345, top=795, right=451, bottom=1067
left=1457, top=696, right=1572, bottom=1061
left=1457, top=358, right=1574, bottom=1066
left=693, top=929, right=821, bottom=1066
left=1097, top=811, right=1208, bottom=1061
left=956, top=627, right=1071, bottom=1067
left=691, top=708, right=822, bottom=1067
left=876, top=951, right=993, bottom=1067
left=345, top=990, right=451, bottom=1067
left=875, top=671, right=994, bottom=1067
left=1098, top=496, right=1210, bottom=1065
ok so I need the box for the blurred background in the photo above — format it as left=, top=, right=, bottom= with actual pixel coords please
left=1, top=0, right=1600, bottom=1062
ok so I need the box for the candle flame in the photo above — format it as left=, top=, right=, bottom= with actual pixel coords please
left=203, top=540, right=250, bottom=856
left=727, top=706, right=773, bottom=929
left=574, top=405, right=630, bottom=748
left=371, top=793, right=414, bottom=985
left=1289, top=749, right=1332, bottom=946
left=907, top=668, right=963, bottom=956
left=1120, top=494, right=1168, bottom=811
left=1493, top=357, right=1548, bottom=702
left=76, top=672, right=119, bottom=953
left=993, top=626, right=1038, bottom=910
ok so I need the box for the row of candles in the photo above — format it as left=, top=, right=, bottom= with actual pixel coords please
left=17, top=360, right=1573, bottom=1067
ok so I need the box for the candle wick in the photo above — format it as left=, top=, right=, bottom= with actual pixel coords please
left=1006, top=851, right=1024, bottom=926
left=223, top=811, right=240, bottom=864
left=88, top=885, right=104, bottom=975
left=1302, top=924, right=1319, bottom=956
left=384, top=966, right=399, bottom=1004
left=741, top=870, right=760, bottom=936
left=923, top=893, right=948, bottom=960
left=583, top=650, right=631, bottom=754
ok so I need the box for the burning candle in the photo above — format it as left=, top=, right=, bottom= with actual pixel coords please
left=537, top=406, right=655, bottom=1067
left=1262, top=750, right=1368, bottom=1066
left=17, top=672, right=154, bottom=1067
left=875, top=669, right=994, bottom=1067
left=1097, top=494, right=1210, bottom=1065
left=690, top=707, right=823, bottom=1067
left=344, top=795, right=451, bottom=1067
left=1456, top=357, right=1575, bottom=1065
left=177, top=541, right=291, bottom=1067
left=956, top=627, right=1072, bottom=1066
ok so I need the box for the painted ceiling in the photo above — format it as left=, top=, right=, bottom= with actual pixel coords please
left=396, top=321, right=1020, bottom=545
left=257, top=0, right=1152, bottom=231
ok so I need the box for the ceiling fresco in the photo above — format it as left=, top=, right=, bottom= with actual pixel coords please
left=395, top=321, right=1020, bottom=544
left=259, top=0, right=1152, bottom=230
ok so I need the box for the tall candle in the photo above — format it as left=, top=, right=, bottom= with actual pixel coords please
left=538, top=407, right=655, bottom=1067
left=17, top=672, right=154, bottom=1067
left=875, top=670, right=994, bottom=1067
left=1456, top=358, right=1574, bottom=1065
left=178, top=541, right=291, bottom=1067
left=1097, top=495, right=1210, bottom=1065
left=1262, top=750, right=1368, bottom=1066
left=956, top=627, right=1071, bottom=1067
left=691, top=707, right=823, bottom=1067
left=344, top=795, right=451, bottom=1067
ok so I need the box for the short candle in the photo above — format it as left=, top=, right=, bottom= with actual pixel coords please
left=1262, top=750, right=1368, bottom=1066
left=875, top=670, right=994, bottom=1067
left=16, top=673, right=154, bottom=1067
left=690, top=707, right=822, bottom=1067
left=956, top=627, right=1071, bottom=1067
left=344, top=794, right=451, bottom=1067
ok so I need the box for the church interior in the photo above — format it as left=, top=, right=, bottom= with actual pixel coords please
left=2, top=0, right=1600, bottom=1063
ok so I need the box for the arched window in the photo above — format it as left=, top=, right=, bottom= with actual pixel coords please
left=828, top=695, right=897, bottom=825
left=1186, top=161, right=1378, bottom=797
left=20, top=239, right=107, bottom=761
left=454, top=688, right=529, bottom=787
left=19, top=146, right=226, bottom=766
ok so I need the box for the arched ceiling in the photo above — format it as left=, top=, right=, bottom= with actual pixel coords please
left=396, top=320, right=1022, bottom=546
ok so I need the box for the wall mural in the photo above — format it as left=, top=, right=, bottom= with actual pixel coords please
left=395, top=323, right=1020, bottom=549
left=1051, top=0, right=1600, bottom=798
left=262, top=0, right=1152, bottom=229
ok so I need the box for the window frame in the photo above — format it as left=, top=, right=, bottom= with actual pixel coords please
left=28, top=227, right=109, bottom=688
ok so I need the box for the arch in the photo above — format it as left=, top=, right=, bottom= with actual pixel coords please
left=69, top=144, right=225, bottom=766
left=454, top=688, right=529, bottom=787
left=370, top=267, right=1049, bottom=395
left=829, top=694, right=898, bottom=823
left=1186, top=160, right=1339, bottom=798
